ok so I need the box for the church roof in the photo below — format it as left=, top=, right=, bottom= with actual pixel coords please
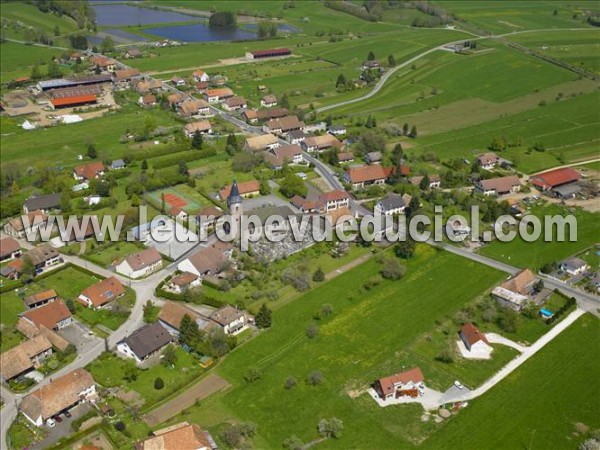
left=227, top=179, right=243, bottom=208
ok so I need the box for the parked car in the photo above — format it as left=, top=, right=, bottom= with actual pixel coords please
left=454, top=380, right=464, bottom=390
left=46, top=418, right=56, bottom=428
left=54, top=415, right=63, bottom=423
left=64, top=410, right=72, bottom=418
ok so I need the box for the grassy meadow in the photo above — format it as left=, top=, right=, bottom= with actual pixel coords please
left=159, top=245, right=505, bottom=448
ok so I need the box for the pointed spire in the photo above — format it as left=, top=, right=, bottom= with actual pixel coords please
left=227, top=179, right=242, bottom=208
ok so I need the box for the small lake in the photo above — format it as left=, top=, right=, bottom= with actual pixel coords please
left=93, top=4, right=195, bottom=26
left=143, top=24, right=257, bottom=42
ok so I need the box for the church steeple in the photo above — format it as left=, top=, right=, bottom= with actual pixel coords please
left=227, top=179, right=243, bottom=218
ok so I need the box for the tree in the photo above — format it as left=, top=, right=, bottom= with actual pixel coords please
left=365, top=115, right=374, bottom=128
left=388, top=54, right=396, bottom=67
left=335, top=73, right=346, bottom=90
left=312, top=267, right=325, bottom=282
left=180, top=314, right=200, bottom=347
left=394, top=239, right=416, bottom=259
left=30, top=64, right=41, bottom=80
left=87, top=143, right=97, bottom=159
left=367, top=50, right=375, bottom=61
left=154, top=377, right=164, bottom=390
left=192, top=130, right=203, bottom=149
left=259, top=179, right=271, bottom=195
left=255, top=303, right=272, bottom=329
left=284, top=376, right=297, bottom=390
left=123, top=360, right=138, bottom=381
left=65, top=299, right=76, bottom=314
left=162, top=345, right=177, bottom=367
left=244, top=367, right=262, bottom=383
left=178, top=160, right=189, bottom=176
left=101, top=36, right=115, bottom=53
left=307, top=370, right=323, bottom=385
left=410, top=125, right=418, bottom=138
left=390, top=143, right=403, bottom=166
left=318, top=417, right=343, bottom=439
left=53, top=25, right=60, bottom=36
left=21, top=255, right=36, bottom=283
left=60, top=191, right=71, bottom=213
left=141, top=159, right=148, bottom=171
left=419, top=174, right=430, bottom=191
left=283, top=435, right=304, bottom=450
left=280, top=92, right=290, bottom=109
left=381, top=258, right=406, bottom=280
left=47, top=60, right=62, bottom=78
left=534, top=279, right=545, bottom=293
left=279, top=173, right=307, bottom=198
left=306, top=323, right=318, bottom=339
left=226, top=132, right=238, bottom=154
left=402, top=122, right=409, bottom=135
left=143, top=300, right=158, bottom=323
left=407, top=195, right=420, bottom=217
left=209, top=11, right=236, bottom=28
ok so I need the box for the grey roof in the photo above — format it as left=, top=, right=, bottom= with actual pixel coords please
left=121, top=322, right=173, bottom=360
left=111, top=159, right=126, bottom=169
left=366, top=151, right=382, bottom=162
left=552, top=183, right=582, bottom=197
left=227, top=179, right=243, bottom=208
left=24, top=193, right=61, bottom=212
left=378, top=194, right=407, bottom=211
left=560, top=257, right=588, bottom=271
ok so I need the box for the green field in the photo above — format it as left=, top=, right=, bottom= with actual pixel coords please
left=422, top=313, right=600, bottom=450
left=479, top=204, right=600, bottom=269
left=160, top=246, right=504, bottom=448
left=84, top=241, right=146, bottom=268
left=510, top=29, right=600, bottom=73
left=442, top=1, right=594, bottom=35
left=0, top=265, right=101, bottom=326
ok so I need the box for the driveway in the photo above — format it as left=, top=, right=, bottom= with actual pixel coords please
left=485, top=333, right=528, bottom=353
left=30, top=403, right=93, bottom=450
left=59, top=321, right=102, bottom=351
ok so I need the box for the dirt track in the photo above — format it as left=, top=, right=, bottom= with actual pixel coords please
left=143, top=373, right=231, bottom=427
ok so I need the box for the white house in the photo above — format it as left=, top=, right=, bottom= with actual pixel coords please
left=210, top=305, right=252, bottom=335
left=374, top=194, right=411, bottom=216
left=19, top=369, right=96, bottom=427
left=459, top=322, right=493, bottom=354
left=559, top=257, right=589, bottom=276
left=375, top=367, right=424, bottom=400
left=115, top=248, right=162, bottom=279
left=193, top=70, right=210, bottom=83
left=117, top=322, right=173, bottom=364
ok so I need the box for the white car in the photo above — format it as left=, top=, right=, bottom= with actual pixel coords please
left=46, top=418, right=56, bottom=428
left=454, top=380, right=464, bottom=390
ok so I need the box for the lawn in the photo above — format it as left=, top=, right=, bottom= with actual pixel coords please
left=84, top=241, right=146, bottom=268
left=422, top=313, right=600, bottom=450
left=478, top=204, right=600, bottom=269
left=163, top=245, right=504, bottom=448
left=87, top=348, right=206, bottom=407
left=0, top=105, right=182, bottom=167
left=74, top=288, right=135, bottom=332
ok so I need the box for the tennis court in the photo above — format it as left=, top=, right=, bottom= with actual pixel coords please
left=147, top=187, right=202, bottom=213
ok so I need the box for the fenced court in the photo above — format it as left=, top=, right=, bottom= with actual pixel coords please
left=146, top=187, right=202, bottom=213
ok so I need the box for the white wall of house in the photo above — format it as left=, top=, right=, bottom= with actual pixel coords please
left=115, top=259, right=162, bottom=279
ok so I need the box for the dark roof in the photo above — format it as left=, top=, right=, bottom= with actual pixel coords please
left=227, top=179, right=243, bottom=208
left=24, top=193, right=61, bottom=212
left=121, top=322, right=173, bottom=360
left=378, top=194, right=407, bottom=211
left=251, top=48, right=291, bottom=57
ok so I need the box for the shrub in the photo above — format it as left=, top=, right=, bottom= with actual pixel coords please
left=154, top=377, right=164, bottom=390
left=307, top=370, right=323, bottom=386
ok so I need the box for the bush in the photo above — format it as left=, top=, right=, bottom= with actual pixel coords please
left=244, top=367, right=262, bottom=383
left=306, top=323, right=318, bottom=339
left=154, top=377, right=164, bottom=390
left=284, top=376, right=297, bottom=390
left=307, top=370, right=323, bottom=386
left=114, top=421, right=126, bottom=432
left=381, top=258, right=406, bottom=280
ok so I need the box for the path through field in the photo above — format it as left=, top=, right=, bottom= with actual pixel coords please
left=143, top=373, right=231, bottom=427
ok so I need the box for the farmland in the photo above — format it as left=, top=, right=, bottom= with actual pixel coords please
left=422, top=313, right=600, bottom=450
left=160, top=246, right=505, bottom=448
left=478, top=204, right=600, bottom=269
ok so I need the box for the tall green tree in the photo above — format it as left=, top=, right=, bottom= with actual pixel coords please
left=192, top=130, right=203, bottom=149
left=255, top=303, right=272, bottom=329
left=367, top=51, right=375, bottom=61
left=101, top=36, right=115, bottom=53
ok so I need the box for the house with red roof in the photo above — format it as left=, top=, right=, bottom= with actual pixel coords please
left=459, top=323, right=492, bottom=353
left=375, top=367, right=425, bottom=400
left=344, top=165, right=390, bottom=190
left=73, top=161, right=105, bottom=181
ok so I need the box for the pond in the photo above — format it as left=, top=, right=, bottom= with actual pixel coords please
left=93, top=4, right=196, bottom=26
left=143, top=24, right=257, bottom=42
